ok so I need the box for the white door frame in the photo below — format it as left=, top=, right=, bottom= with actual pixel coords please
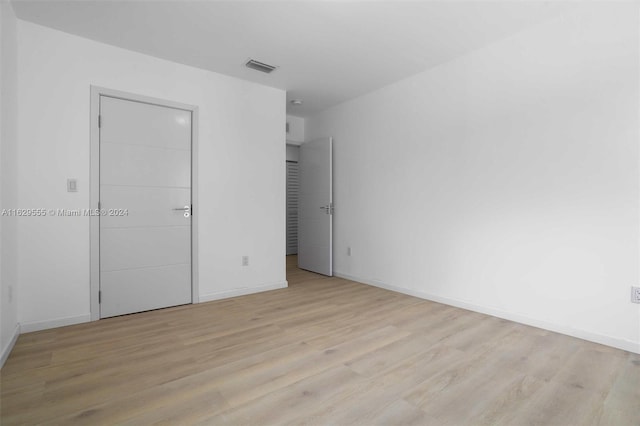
left=89, top=86, right=199, bottom=321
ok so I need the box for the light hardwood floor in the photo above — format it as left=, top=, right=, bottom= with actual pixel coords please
left=1, top=256, right=638, bottom=425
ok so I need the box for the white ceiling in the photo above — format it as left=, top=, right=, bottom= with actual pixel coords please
left=12, top=1, right=569, bottom=117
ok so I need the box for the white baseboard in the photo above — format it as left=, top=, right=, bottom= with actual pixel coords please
left=199, top=281, right=288, bottom=303
left=20, top=314, right=91, bottom=334
left=17, top=283, right=289, bottom=333
left=334, top=271, right=640, bottom=355
left=0, top=323, right=20, bottom=368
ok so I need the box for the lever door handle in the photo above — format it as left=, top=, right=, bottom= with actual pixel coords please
left=173, top=205, right=191, bottom=217
left=319, top=204, right=333, bottom=215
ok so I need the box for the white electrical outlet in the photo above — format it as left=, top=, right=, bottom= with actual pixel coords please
left=347, top=247, right=352, bottom=256
left=632, top=286, right=640, bottom=304
left=242, top=256, right=249, bottom=266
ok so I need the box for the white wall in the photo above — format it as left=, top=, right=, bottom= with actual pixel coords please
left=1, top=0, right=19, bottom=365
left=17, top=21, right=286, bottom=331
left=286, top=144, right=299, bottom=162
left=307, top=3, right=640, bottom=353
left=286, top=114, right=305, bottom=144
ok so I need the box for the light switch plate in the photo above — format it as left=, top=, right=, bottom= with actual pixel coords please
left=67, top=178, right=78, bottom=192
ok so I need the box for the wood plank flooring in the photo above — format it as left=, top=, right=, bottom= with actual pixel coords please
left=1, top=256, right=638, bottom=425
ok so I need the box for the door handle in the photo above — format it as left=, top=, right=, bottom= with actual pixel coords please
left=173, top=205, right=191, bottom=217
left=319, top=204, right=333, bottom=215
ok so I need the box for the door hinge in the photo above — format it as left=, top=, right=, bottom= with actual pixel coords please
left=98, top=115, right=102, bottom=128
left=98, top=290, right=101, bottom=304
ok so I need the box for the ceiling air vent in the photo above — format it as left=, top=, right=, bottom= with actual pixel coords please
left=245, top=59, right=277, bottom=74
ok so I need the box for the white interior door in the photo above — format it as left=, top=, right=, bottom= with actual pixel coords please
left=286, top=161, right=299, bottom=255
left=298, top=137, right=332, bottom=276
left=99, top=96, right=192, bottom=318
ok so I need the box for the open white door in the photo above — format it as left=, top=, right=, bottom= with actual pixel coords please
left=298, top=137, right=332, bottom=276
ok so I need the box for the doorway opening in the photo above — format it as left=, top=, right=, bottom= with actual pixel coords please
left=286, top=143, right=300, bottom=284
left=286, top=144, right=300, bottom=256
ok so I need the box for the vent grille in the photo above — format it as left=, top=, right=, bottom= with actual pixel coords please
left=245, top=59, right=277, bottom=74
